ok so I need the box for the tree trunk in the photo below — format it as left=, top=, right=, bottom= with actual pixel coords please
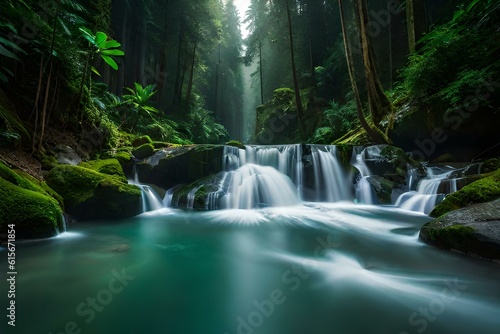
left=407, top=0, right=416, bottom=53
left=31, top=55, right=44, bottom=153
left=354, top=0, right=393, bottom=130
left=173, top=9, right=184, bottom=106
left=259, top=39, right=264, bottom=104
left=337, top=0, right=386, bottom=144
left=285, top=0, right=305, bottom=139
left=185, top=41, right=197, bottom=109
left=38, top=62, right=52, bottom=151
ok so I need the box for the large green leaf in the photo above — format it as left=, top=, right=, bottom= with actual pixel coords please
left=0, top=45, right=19, bottom=61
left=0, top=37, right=26, bottom=54
left=101, top=49, right=124, bottom=56
left=95, top=32, right=107, bottom=47
left=101, top=55, right=118, bottom=70
left=101, top=40, right=121, bottom=49
left=79, top=27, right=95, bottom=45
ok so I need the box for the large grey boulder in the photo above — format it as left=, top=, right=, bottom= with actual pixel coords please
left=420, top=198, right=500, bottom=261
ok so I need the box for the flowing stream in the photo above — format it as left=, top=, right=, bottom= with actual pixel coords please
left=1, top=145, right=499, bottom=334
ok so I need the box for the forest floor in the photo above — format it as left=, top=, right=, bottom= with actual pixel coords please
left=0, top=127, right=82, bottom=179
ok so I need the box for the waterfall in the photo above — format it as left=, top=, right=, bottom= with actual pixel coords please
left=351, top=147, right=375, bottom=204
left=128, top=144, right=481, bottom=215
left=129, top=168, right=164, bottom=213
left=356, top=177, right=375, bottom=204
left=395, top=166, right=457, bottom=214
left=310, top=145, right=351, bottom=202
left=219, top=164, right=300, bottom=209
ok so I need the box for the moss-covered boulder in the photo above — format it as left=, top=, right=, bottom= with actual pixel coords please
left=0, top=162, right=63, bottom=239
left=46, top=165, right=141, bottom=221
left=79, top=159, right=127, bottom=182
left=132, top=135, right=153, bottom=147
left=132, top=143, right=155, bottom=160
left=171, top=173, right=224, bottom=210
left=430, top=168, right=500, bottom=217
left=420, top=198, right=500, bottom=260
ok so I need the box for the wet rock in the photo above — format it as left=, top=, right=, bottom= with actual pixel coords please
left=431, top=169, right=500, bottom=217
left=136, top=145, right=224, bottom=190
left=52, top=145, right=82, bottom=165
left=420, top=198, right=500, bottom=261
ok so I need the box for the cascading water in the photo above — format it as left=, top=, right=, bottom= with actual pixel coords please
left=395, top=166, right=457, bottom=214
left=219, top=164, right=300, bottom=209
left=309, top=145, right=351, bottom=202
left=351, top=147, right=375, bottom=204
left=129, top=168, right=164, bottom=213
left=130, top=144, right=478, bottom=215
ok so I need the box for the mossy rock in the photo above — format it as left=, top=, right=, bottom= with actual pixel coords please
left=153, top=141, right=170, bottom=149
left=171, top=173, right=223, bottom=210
left=226, top=140, right=245, bottom=149
left=481, top=158, right=500, bottom=174
left=46, top=165, right=141, bottom=220
left=430, top=168, right=500, bottom=217
left=420, top=198, right=500, bottom=260
left=0, top=162, right=63, bottom=239
left=79, top=159, right=127, bottom=182
left=132, top=143, right=155, bottom=160
left=34, top=151, right=58, bottom=170
left=366, top=175, right=394, bottom=204
left=421, top=222, right=477, bottom=251
left=132, top=135, right=153, bottom=147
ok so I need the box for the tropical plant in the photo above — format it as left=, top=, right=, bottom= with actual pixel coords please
left=79, top=27, right=124, bottom=75
left=0, top=23, right=26, bottom=82
left=123, top=83, right=159, bottom=116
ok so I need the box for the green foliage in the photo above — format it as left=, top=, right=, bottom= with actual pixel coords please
left=399, top=0, right=499, bottom=112
left=123, top=83, right=159, bottom=116
left=309, top=98, right=358, bottom=144
left=79, top=27, right=124, bottom=74
left=310, top=127, right=335, bottom=144
left=0, top=23, right=26, bottom=82
left=0, top=90, right=30, bottom=147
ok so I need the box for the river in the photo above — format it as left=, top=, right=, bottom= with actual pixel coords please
left=2, top=202, right=499, bottom=334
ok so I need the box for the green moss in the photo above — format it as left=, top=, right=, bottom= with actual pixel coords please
left=431, top=168, right=500, bottom=217
left=153, top=141, right=170, bottom=149
left=132, top=143, right=155, bottom=160
left=34, top=151, right=58, bottom=170
left=226, top=140, right=245, bottom=149
left=0, top=163, right=63, bottom=238
left=132, top=135, right=153, bottom=147
left=79, top=158, right=127, bottom=182
left=46, top=165, right=141, bottom=220
left=481, top=158, right=500, bottom=174
left=14, top=170, right=64, bottom=208
left=426, top=224, right=476, bottom=250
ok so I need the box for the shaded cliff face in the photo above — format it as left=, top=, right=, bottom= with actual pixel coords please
left=134, top=145, right=225, bottom=191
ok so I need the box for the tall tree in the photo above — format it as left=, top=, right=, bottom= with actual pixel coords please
left=285, top=0, right=305, bottom=139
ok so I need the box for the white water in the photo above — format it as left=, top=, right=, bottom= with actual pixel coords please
left=219, top=164, right=300, bottom=209
left=396, top=166, right=457, bottom=214
left=131, top=144, right=476, bottom=215
left=310, top=145, right=351, bottom=202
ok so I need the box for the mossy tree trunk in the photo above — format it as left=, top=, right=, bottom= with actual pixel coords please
left=285, top=0, right=305, bottom=140
left=337, top=0, right=387, bottom=144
